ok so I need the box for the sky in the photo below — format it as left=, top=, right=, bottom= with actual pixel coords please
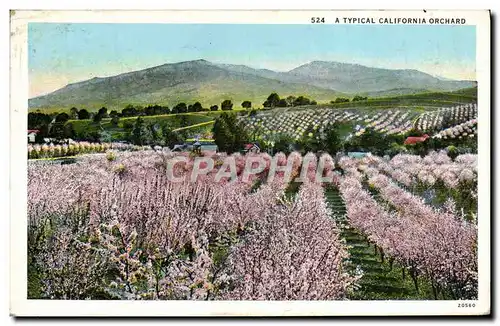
left=28, top=23, right=476, bottom=98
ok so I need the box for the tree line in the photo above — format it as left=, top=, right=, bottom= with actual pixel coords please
left=261, top=92, right=369, bottom=108
left=331, top=95, right=369, bottom=104
left=55, top=99, right=250, bottom=122
left=262, top=93, right=317, bottom=108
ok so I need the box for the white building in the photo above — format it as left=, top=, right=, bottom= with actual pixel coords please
left=27, top=130, right=39, bottom=143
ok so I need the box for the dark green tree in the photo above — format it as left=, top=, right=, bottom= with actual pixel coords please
left=55, top=112, right=70, bottom=123
left=357, top=128, right=388, bottom=155
left=77, top=109, right=90, bottom=120
left=144, top=105, right=156, bottom=116
left=122, top=105, right=138, bottom=117
left=193, top=102, right=203, bottom=112
left=406, top=129, right=425, bottom=137
left=179, top=115, right=189, bottom=128
left=277, top=99, right=288, bottom=107
left=221, top=100, right=234, bottom=111
left=212, top=113, right=250, bottom=153
left=98, top=107, right=108, bottom=118
left=172, top=103, right=187, bottom=114
left=293, top=96, right=311, bottom=106
left=131, top=117, right=150, bottom=145
left=263, top=93, right=280, bottom=108
left=123, top=121, right=134, bottom=131
left=111, top=115, right=120, bottom=126
left=286, top=96, right=296, bottom=107
left=210, top=105, right=219, bottom=111
left=148, top=123, right=162, bottom=144
left=28, top=112, right=52, bottom=139
left=323, top=123, right=343, bottom=155
left=161, top=106, right=171, bottom=115
left=241, top=101, right=252, bottom=109
left=273, top=134, right=295, bottom=154
left=296, top=125, right=321, bottom=153
left=49, top=122, right=66, bottom=140
left=28, top=112, right=51, bottom=130
left=63, top=123, right=76, bottom=139
left=352, top=95, right=368, bottom=102
left=333, top=97, right=350, bottom=103
left=162, top=124, right=184, bottom=148
left=93, top=112, right=103, bottom=123
left=69, top=107, right=79, bottom=119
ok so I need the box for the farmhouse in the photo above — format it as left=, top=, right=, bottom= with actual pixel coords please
left=27, top=130, right=39, bottom=143
left=404, top=134, right=429, bottom=145
left=243, top=143, right=260, bottom=154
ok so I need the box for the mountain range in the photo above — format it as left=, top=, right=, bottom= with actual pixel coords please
left=29, top=59, right=476, bottom=110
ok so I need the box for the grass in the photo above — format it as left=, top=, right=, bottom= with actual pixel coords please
left=65, top=109, right=256, bottom=139
left=186, top=138, right=215, bottom=142
left=172, top=120, right=215, bottom=132
left=67, top=113, right=216, bottom=139
left=315, top=87, right=477, bottom=110
left=29, top=155, right=79, bottom=161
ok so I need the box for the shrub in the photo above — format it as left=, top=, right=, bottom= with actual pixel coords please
left=106, top=151, right=117, bottom=162
left=113, top=163, right=127, bottom=176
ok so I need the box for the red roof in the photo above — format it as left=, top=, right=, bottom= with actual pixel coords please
left=404, top=134, right=429, bottom=145
left=28, top=130, right=40, bottom=134
left=244, top=144, right=255, bottom=150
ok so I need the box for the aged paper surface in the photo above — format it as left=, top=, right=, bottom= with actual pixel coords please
left=10, top=10, right=490, bottom=316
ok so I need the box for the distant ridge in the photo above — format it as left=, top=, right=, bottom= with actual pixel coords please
left=29, top=59, right=476, bottom=110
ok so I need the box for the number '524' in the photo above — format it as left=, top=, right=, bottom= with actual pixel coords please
left=311, top=17, right=325, bottom=23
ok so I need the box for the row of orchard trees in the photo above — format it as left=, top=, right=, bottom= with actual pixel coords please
left=337, top=155, right=477, bottom=299
left=28, top=150, right=355, bottom=300
left=213, top=112, right=368, bottom=155
left=27, top=149, right=477, bottom=300
left=213, top=110, right=477, bottom=159
left=27, top=142, right=152, bottom=159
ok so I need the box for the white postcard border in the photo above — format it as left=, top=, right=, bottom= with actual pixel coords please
left=10, top=9, right=491, bottom=316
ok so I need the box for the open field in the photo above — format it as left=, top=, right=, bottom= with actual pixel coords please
left=320, top=87, right=477, bottom=110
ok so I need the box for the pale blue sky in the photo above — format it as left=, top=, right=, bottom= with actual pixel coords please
left=28, top=23, right=476, bottom=97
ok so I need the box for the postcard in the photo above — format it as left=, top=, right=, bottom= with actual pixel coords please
left=10, top=9, right=490, bottom=316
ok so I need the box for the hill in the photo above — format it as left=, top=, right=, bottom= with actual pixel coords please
left=29, top=59, right=476, bottom=111
left=29, top=60, right=343, bottom=111
left=282, top=61, right=476, bottom=93
left=317, top=87, right=477, bottom=110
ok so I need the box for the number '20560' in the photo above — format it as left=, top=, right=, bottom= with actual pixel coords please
left=458, top=303, right=476, bottom=308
